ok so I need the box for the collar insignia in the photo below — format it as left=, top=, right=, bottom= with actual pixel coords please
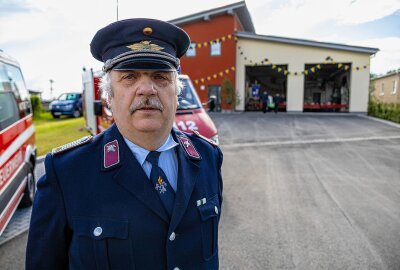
left=126, top=41, right=164, bottom=51
left=177, top=136, right=201, bottom=160
left=104, top=140, right=120, bottom=168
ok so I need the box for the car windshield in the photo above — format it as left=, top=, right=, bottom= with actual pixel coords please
left=178, top=78, right=201, bottom=110
left=58, top=93, right=79, bottom=101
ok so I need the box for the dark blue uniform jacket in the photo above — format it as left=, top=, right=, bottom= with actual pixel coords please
left=26, top=124, right=223, bottom=270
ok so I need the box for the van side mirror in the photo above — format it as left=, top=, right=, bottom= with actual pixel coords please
left=94, top=100, right=103, bottom=116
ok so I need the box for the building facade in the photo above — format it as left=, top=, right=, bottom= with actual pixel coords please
left=171, top=1, right=379, bottom=113
left=371, top=72, right=400, bottom=104
left=170, top=1, right=254, bottom=111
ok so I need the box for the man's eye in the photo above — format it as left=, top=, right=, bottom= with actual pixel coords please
left=123, top=74, right=136, bottom=80
left=153, top=74, right=168, bottom=80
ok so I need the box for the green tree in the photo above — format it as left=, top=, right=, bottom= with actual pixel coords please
left=222, top=77, right=234, bottom=104
left=222, top=77, right=240, bottom=109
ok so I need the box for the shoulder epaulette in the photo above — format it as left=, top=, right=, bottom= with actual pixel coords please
left=191, top=130, right=218, bottom=147
left=52, top=136, right=93, bottom=156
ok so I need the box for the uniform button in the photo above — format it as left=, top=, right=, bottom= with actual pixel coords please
left=173, top=267, right=180, bottom=270
left=169, top=232, right=176, bottom=241
left=214, top=206, right=219, bottom=215
left=93, top=226, right=102, bottom=237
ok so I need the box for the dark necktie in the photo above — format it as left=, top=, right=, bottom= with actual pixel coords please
left=146, top=151, right=175, bottom=217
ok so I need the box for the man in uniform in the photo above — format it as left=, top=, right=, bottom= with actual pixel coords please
left=26, top=18, right=223, bottom=270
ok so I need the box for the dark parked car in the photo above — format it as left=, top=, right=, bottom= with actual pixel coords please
left=49, top=93, right=82, bottom=118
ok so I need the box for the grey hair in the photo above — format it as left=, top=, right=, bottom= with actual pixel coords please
left=99, top=71, right=183, bottom=105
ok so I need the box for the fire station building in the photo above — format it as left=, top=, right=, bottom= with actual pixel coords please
left=170, top=1, right=379, bottom=113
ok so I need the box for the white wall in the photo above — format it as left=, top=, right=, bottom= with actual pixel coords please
left=235, top=39, right=373, bottom=112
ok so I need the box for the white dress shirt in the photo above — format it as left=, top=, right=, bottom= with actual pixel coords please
left=123, top=134, right=179, bottom=192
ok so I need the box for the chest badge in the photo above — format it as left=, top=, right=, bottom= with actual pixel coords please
left=104, top=140, right=120, bottom=168
left=177, top=136, right=201, bottom=160
left=155, top=176, right=168, bottom=194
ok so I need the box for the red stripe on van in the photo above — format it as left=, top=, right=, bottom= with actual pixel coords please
left=0, top=115, right=33, bottom=156
left=0, top=179, right=25, bottom=234
left=0, top=150, right=24, bottom=191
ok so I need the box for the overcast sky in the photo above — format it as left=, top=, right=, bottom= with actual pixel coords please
left=1, top=0, right=399, bottom=99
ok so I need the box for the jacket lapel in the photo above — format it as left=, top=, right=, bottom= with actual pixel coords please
left=169, top=131, right=200, bottom=231
left=103, top=125, right=169, bottom=223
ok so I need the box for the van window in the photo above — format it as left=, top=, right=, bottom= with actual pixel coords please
left=0, top=92, right=19, bottom=131
left=1, top=63, right=29, bottom=101
left=0, top=62, right=31, bottom=117
left=0, top=63, right=12, bottom=92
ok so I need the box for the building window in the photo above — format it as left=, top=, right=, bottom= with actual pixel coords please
left=186, top=43, right=196, bottom=57
left=380, top=83, right=384, bottom=96
left=210, top=42, right=221, bottom=56
left=392, top=80, right=397, bottom=95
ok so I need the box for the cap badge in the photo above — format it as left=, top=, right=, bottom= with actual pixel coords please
left=126, top=41, right=164, bottom=51
left=143, top=27, right=153, bottom=35
left=104, top=140, right=120, bottom=168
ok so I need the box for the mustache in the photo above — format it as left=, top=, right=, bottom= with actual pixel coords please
left=129, top=97, right=164, bottom=114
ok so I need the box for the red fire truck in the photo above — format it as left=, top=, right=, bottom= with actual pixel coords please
left=82, top=69, right=219, bottom=143
left=0, top=51, right=37, bottom=236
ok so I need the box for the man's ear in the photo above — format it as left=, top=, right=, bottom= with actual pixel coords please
left=107, top=97, right=113, bottom=111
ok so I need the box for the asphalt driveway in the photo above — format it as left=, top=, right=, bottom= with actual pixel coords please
left=213, top=113, right=400, bottom=270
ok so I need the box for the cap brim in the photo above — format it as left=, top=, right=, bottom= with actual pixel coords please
left=112, top=58, right=176, bottom=71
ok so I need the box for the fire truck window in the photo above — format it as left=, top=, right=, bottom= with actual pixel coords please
left=0, top=92, right=20, bottom=132
left=178, top=79, right=201, bottom=110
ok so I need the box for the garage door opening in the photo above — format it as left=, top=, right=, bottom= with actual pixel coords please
left=303, top=63, right=351, bottom=112
left=245, top=65, right=288, bottom=111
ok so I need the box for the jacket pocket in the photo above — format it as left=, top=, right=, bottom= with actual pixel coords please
left=197, top=195, right=220, bottom=260
left=72, top=217, right=133, bottom=270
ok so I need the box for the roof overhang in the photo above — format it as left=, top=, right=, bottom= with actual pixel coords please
left=236, top=32, right=379, bottom=55
left=169, top=1, right=255, bottom=33
left=371, top=71, right=400, bottom=80
left=28, top=89, right=42, bottom=94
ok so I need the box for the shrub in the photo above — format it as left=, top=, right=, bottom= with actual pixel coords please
left=30, top=95, right=42, bottom=118
left=368, top=99, right=400, bottom=124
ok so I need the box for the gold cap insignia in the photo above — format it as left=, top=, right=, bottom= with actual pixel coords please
left=126, top=41, right=164, bottom=51
left=143, top=27, right=152, bottom=35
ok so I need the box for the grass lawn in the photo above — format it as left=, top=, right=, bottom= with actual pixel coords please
left=34, top=112, right=90, bottom=156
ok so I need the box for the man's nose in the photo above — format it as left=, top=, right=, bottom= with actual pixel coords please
left=136, top=76, right=156, bottom=95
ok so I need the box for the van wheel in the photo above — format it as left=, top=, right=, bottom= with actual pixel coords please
left=52, top=114, right=60, bottom=119
left=19, top=164, right=36, bottom=208
left=73, top=109, right=81, bottom=118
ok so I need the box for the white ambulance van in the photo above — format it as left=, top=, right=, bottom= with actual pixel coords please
left=0, top=50, right=37, bottom=236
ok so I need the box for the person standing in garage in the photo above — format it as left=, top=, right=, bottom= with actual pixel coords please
left=273, top=93, right=282, bottom=113
left=261, top=90, right=269, bottom=113
left=26, top=18, right=223, bottom=270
